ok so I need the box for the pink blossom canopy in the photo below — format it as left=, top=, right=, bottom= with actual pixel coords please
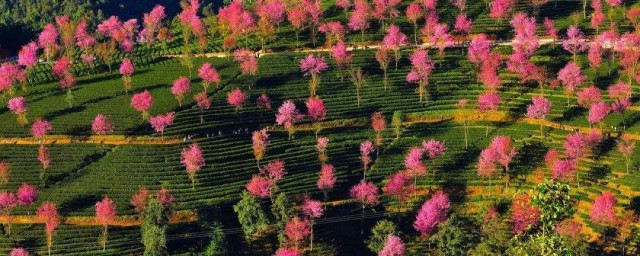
left=95, top=197, right=117, bottom=226
left=350, top=180, right=379, bottom=206
left=130, top=90, right=154, bottom=112
left=149, top=112, right=175, bottom=134
left=181, top=143, right=205, bottom=174
left=300, top=54, right=328, bottom=76
left=91, top=114, right=114, bottom=135
left=589, top=191, right=617, bottom=224
left=276, top=101, right=303, bottom=129
left=31, top=119, right=52, bottom=138
left=8, top=97, right=27, bottom=115
left=414, top=190, right=450, bottom=236
left=119, top=59, right=135, bottom=76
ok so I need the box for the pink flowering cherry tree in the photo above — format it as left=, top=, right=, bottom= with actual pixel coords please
left=454, top=13, right=473, bottom=39
left=422, top=139, right=446, bottom=177
left=95, top=196, right=117, bottom=251
left=360, top=140, right=375, bottom=179
left=587, top=101, right=610, bottom=128
left=302, top=198, right=324, bottom=250
left=552, top=159, right=577, bottom=181
left=608, top=81, right=632, bottom=126
left=511, top=193, right=541, bottom=234
left=406, top=3, right=423, bottom=45
left=477, top=136, right=518, bottom=190
left=526, top=96, right=553, bottom=136
left=617, top=134, right=636, bottom=173
left=430, top=24, right=454, bottom=62
left=131, top=90, right=154, bottom=120
left=276, top=100, right=304, bottom=140
left=306, top=97, right=326, bottom=136
left=194, top=92, right=211, bottom=124
left=246, top=175, right=272, bottom=198
left=414, top=190, right=450, bottom=236
left=349, top=0, right=371, bottom=47
left=31, top=119, right=53, bottom=144
left=256, top=94, right=271, bottom=110
left=590, top=191, right=617, bottom=225
left=376, top=47, right=392, bottom=89
left=18, top=42, right=39, bottom=85
left=300, top=54, right=328, bottom=97
left=17, top=183, right=38, bottom=214
left=92, top=114, right=114, bottom=136
left=562, top=25, right=587, bottom=61
left=404, top=147, right=426, bottom=196
left=406, top=49, right=435, bottom=102
left=37, top=202, right=60, bottom=256
left=378, top=235, right=405, bottom=256
left=0, top=192, right=17, bottom=234
left=383, top=172, right=415, bottom=207
left=477, top=92, right=501, bottom=136
left=383, top=25, right=407, bottom=70
left=233, top=50, right=258, bottom=89
left=9, top=248, right=29, bottom=256
left=172, top=77, right=191, bottom=106
left=350, top=180, right=379, bottom=217
left=252, top=129, right=269, bottom=166
left=372, top=112, right=386, bottom=148
left=119, top=59, right=135, bottom=93
left=317, top=164, right=336, bottom=200
left=227, top=88, right=247, bottom=112
left=8, top=97, right=28, bottom=126
left=181, top=143, right=205, bottom=189
left=198, top=63, right=220, bottom=93
left=557, top=62, right=585, bottom=106
left=149, top=112, right=175, bottom=140
left=316, top=137, right=329, bottom=163
left=285, top=216, right=311, bottom=250
left=331, top=40, right=352, bottom=82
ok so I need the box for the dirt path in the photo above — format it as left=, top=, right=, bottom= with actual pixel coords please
left=164, top=37, right=559, bottom=59
left=0, top=135, right=182, bottom=145
left=0, top=210, right=197, bottom=227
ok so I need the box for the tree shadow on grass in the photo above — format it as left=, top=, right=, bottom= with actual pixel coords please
left=58, top=194, right=102, bottom=216
left=628, top=196, right=640, bottom=215
left=584, top=164, right=611, bottom=186
left=553, top=106, right=586, bottom=123
left=512, top=141, right=548, bottom=188
left=43, top=106, right=86, bottom=121
left=594, top=136, right=616, bottom=161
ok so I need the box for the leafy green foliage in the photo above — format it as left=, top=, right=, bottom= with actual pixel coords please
left=430, top=213, right=480, bottom=256
left=141, top=199, right=170, bottom=256
left=201, top=221, right=227, bottom=256
left=233, top=191, right=269, bottom=241
left=366, top=219, right=398, bottom=253
left=532, top=180, right=576, bottom=232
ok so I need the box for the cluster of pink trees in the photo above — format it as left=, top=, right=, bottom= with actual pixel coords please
left=476, top=136, right=518, bottom=189
left=247, top=160, right=287, bottom=199
left=130, top=186, right=174, bottom=214
left=0, top=183, right=39, bottom=235
left=544, top=131, right=603, bottom=184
